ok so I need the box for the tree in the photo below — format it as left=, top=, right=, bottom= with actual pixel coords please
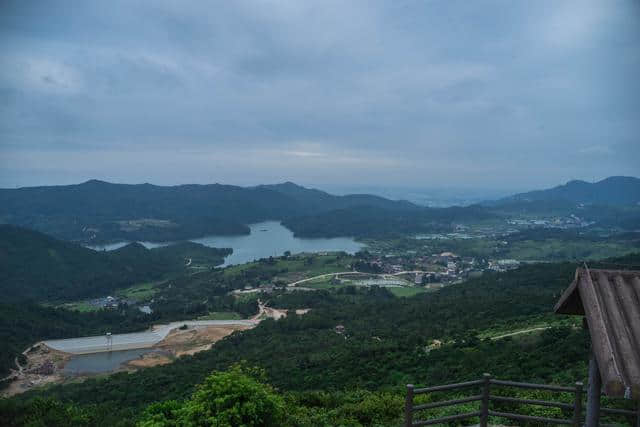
left=0, top=397, right=92, bottom=427
left=138, top=365, right=286, bottom=427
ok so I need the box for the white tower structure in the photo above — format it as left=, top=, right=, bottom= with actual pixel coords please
left=106, top=332, right=113, bottom=351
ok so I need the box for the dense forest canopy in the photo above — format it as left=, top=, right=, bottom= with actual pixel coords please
left=493, top=176, right=640, bottom=206
left=0, top=225, right=231, bottom=302
left=6, top=254, right=638, bottom=425
left=0, top=180, right=419, bottom=243
left=283, top=204, right=496, bottom=238
left=2, top=178, right=639, bottom=245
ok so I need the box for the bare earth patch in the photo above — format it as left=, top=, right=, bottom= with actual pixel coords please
left=123, top=324, right=251, bottom=369
left=158, top=325, right=251, bottom=349
left=3, top=305, right=306, bottom=396
left=1, top=344, right=71, bottom=397
left=126, top=352, right=173, bottom=368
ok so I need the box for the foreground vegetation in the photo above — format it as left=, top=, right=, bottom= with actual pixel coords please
left=4, top=254, right=639, bottom=425
left=0, top=251, right=351, bottom=377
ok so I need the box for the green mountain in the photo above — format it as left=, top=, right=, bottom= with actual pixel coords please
left=258, top=181, right=417, bottom=211
left=3, top=177, right=638, bottom=246
left=283, top=204, right=494, bottom=238
left=495, top=176, right=640, bottom=206
left=480, top=177, right=640, bottom=230
left=0, top=225, right=230, bottom=302
left=0, top=180, right=418, bottom=243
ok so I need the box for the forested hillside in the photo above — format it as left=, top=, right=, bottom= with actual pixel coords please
left=259, top=181, right=417, bottom=211
left=495, top=176, right=640, bottom=206
left=0, top=225, right=230, bottom=302
left=0, top=180, right=416, bottom=243
left=283, top=205, right=495, bottom=238
left=3, top=179, right=639, bottom=245
left=8, top=255, right=639, bottom=425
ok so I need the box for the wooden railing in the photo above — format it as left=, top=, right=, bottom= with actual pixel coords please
left=405, top=374, right=638, bottom=426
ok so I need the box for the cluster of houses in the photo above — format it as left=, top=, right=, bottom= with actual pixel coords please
left=90, top=295, right=122, bottom=309
left=365, top=251, right=524, bottom=284
left=89, top=295, right=143, bottom=310
left=507, top=214, right=594, bottom=229
left=488, top=258, right=521, bottom=272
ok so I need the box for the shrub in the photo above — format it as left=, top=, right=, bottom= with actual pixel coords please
left=138, top=365, right=285, bottom=427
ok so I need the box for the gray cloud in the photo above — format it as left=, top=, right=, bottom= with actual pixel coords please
left=0, top=0, right=639, bottom=190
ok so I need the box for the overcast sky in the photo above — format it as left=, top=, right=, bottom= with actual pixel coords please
left=1, top=0, right=639, bottom=192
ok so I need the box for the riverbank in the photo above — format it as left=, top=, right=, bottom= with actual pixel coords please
left=87, top=221, right=364, bottom=266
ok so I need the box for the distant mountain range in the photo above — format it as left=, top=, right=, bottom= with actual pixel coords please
left=0, top=180, right=415, bottom=243
left=1, top=177, right=638, bottom=243
left=492, top=176, right=640, bottom=207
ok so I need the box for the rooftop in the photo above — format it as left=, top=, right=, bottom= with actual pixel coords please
left=555, top=267, right=640, bottom=399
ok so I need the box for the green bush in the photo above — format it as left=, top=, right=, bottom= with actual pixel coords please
left=0, top=397, right=92, bottom=427
left=138, top=365, right=285, bottom=427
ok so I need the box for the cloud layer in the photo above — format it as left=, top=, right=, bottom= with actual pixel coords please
left=1, top=0, right=639, bottom=190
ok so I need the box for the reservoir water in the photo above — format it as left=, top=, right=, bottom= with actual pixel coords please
left=88, top=221, right=364, bottom=266
left=63, top=349, right=159, bottom=374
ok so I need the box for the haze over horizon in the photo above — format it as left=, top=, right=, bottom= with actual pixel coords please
left=1, top=1, right=639, bottom=190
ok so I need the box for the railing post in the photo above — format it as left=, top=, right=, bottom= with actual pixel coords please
left=573, top=381, right=583, bottom=426
left=480, top=373, right=491, bottom=427
left=586, top=353, right=601, bottom=427
left=405, top=384, right=414, bottom=427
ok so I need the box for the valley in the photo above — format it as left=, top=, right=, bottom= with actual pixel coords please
left=3, top=3, right=640, bottom=424
left=1, top=178, right=639, bottom=426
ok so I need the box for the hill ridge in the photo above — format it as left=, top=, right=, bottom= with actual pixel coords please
left=493, top=176, right=640, bottom=206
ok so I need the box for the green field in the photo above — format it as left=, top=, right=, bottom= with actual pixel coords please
left=116, top=281, right=161, bottom=302
left=299, top=275, right=428, bottom=297
left=197, top=311, right=243, bottom=320
left=56, top=301, right=100, bottom=313
left=505, top=239, right=639, bottom=261
left=233, top=292, right=261, bottom=303
left=223, top=253, right=355, bottom=282
left=364, top=232, right=640, bottom=262
left=302, top=277, right=339, bottom=289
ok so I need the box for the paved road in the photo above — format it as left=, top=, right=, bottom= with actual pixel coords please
left=490, top=326, right=552, bottom=340
left=1, top=344, right=37, bottom=382
left=286, top=270, right=426, bottom=287
left=43, top=320, right=255, bottom=354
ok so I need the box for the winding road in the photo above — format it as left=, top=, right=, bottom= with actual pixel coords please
left=286, top=270, right=428, bottom=287
left=490, top=326, right=552, bottom=340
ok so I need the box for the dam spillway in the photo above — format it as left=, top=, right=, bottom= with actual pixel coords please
left=43, top=320, right=256, bottom=354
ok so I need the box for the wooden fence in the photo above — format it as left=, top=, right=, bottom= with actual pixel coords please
left=405, top=374, right=638, bottom=426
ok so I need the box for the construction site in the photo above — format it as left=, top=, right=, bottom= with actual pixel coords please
left=2, top=302, right=307, bottom=397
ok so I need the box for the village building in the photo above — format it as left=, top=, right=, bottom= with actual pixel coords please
left=438, top=252, right=459, bottom=263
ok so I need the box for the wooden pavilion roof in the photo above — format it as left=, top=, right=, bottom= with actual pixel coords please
left=554, top=267, right=640, bottom=400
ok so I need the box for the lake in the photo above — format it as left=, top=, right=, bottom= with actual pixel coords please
left=88, top=221, right=364, bottom=266
left=63, top=349, right=159, bottom=374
